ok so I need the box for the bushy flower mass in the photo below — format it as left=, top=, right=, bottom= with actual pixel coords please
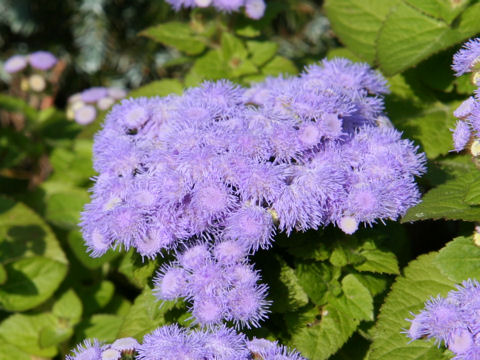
left=451, top=38, right=480, bottom=153
left=4, top=50, right=58, bottom=74
left=67, top=325, right=305, bottom=360
left=166, top=0, right=266, bottom=20
left=407, top=279, right=480, bottom=360
left=80, top=58, right=425, bottom=328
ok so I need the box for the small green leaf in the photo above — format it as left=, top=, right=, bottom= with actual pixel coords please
left=77, top=314, right=124, bottom=343
left=53, top=289, right=83, bottom=325
left=354, top=245, right=400, bottom=275
left=221, top=32, right=248, bottom=61
left=117, top=287, right=176, bottom=340
left=435, top=236, right=480, bottom=282
left=246, top=40, right=278, bottom=66
left=296, top=262, right=334, bottom=305
left=261, top=56, right=298, bottom=77
left=341, top=274, right=374, bottom=322
left=270, top=258, right=309, bottom=312
left=0, top=313, right=58, bottom=357
left=45, top=188, right=89, bottom=229
left=0, top=339, right=29, bottom=360
left=38, top=325, right=73, bottom=348
left=128, top=79, right=183, bottom=98
left=119, top=249, right=158, bottom=288
left=402, top=170, right=480, bottom=223
left=0, top=264, right=6, bottom=285
left=367, top=253, right=455, bottom=360
left=141, top=22, right=206, bottom=55
left=191, top=50, right=230, bottom=81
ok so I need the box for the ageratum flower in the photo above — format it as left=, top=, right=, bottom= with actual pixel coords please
left=81, top=59, right=425, bottom=260
left=29, top=51, right=57, bottom=70
left=3, top=55, right=28, bottom=74
left=406, top=279, right=480, bottom=359
left=452, top=38, right=480, bottom=77
left=66, top=337, right=139, bottom=360
left=165, top=0, right=266, bottom=19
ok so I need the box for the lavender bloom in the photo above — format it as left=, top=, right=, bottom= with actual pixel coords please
left=66, top=339, right=102, bottom=360
left=165, top=0, right=267, bottom=19
left=74, top=105, right=97, bottom=125
left=247, top=338, right=307, bottom=360
left=3, top=55, right=27, bottom=74
left=452, top=38, right=480, bottom=76
left=81, top=86, right=108, bottom=103
left=406, top=279, right=480, bottom=359
left=451, top=121, right=471, bottom=152
left=29, top=51, right=57, bottom=70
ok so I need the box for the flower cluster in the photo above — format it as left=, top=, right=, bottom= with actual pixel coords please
left=406, top=279, right=480, bottom=359
left=3, top=51, right=58, bottom=93
left=81, top=58, right=425, bottom=260
left=451, top=38, right=480, bottom=154
left=66, top=337, right=139, bottom=360
left=67, top=87, right=127, bottom=125
left=166, top=0, right=266, bottom=20
left=154, top=242, right=270, bottom=328
left=68, top=324, right=305, bottom=360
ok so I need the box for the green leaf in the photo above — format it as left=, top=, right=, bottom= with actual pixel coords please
left=246, top=40, right=278, bottom=66
left=324, top=0, right=397, bottom=63
left=296, top=262, right=335, bottom=305
left=402, top=170, right=480, bottom=223
left=354, top=244, right=400, bottom=275
left=403, top=0, right=469, bottom=24
left=117, top=287, right=176, bottom=340
left=128, top=79, right=183, bottom=98
left=0, top=313, right=58, bottom=357
left=0, top=257, right=68, bottom=312
left=367, top=253, right=455, bottom=360
left=261, top=56, right=298, bottom=77
left=221, top=32, right=248, bottom=61
left=190, top=50, right=230, bottom=82
left=434, top=236, right=480, bottom=282
left=45, top=188, right=89, bottom=229
left=376, top=1, right=480, bottom=75
left=341, top=274, right=374, bottom=322
left=119, top=249, right=158, bottom=288
left=0, top=94, right=37, bottom=124
left=0, top=196, right=67, bottom=311
left=38, top=325, right=73, bottom=348
left=270, top=258, right=309, bottom=312
left=53, top=289, right=83, bottom=325
left=290, top=294, right=360, bottom=360
left=141, top=22, right=206, bottom=55
left=0, top=339, right=29, bottom=360
left=77, top=314, right=124, bottom=343
left=0, top=264, right=6, bottom=285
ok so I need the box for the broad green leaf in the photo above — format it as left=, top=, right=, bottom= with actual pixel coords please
left=221, top=32, right=248, bottom=61
left=402, top=170, right=480, bottom=223
left=49, top=139, right=95, bottom=186
left=77, top=314, right=124, bottom=343
left=377, top=1, right=480, bottom=75
left=128, top=79, right=183, bottom=98
left=290, top=294, right=360, bottom=360
left=0, top=313, right=58, bottom=357
left=324, top=0, right=397, bottom=63
left=402, top=0, right=469, bottom=24
left=246, top=40, right=278, bottom=66
left=367, top=253, right=455, bottom=360
left=117, top=286, right=176, bottom=340
left=261, top=56, right=298, bottom=77
left=434, top=236, right=480, bottom=282
left=341, top=274, right=374, bottom=322
left=269, top=258, right=309, bottom=312
left=354, top=244, right=400, bottom=275
left=0, top=257, right=67, bottom=312
left=0, top=196, right=67, bottom=311
left=45, top=188, right=89, bottom=229
left=354, top=272, right=389, bottom=297
left=67, top=230, right=119, bottom=270
left=191, top=50, right=230, bottom=82
left=119, top=249, right=158, bottom=288
left=0, top=264, right=6, bottom=285
left=296, top=262, right=335, bottom=305
left=53, top=289, right=83, bottom=325
left=141, top=22, right=206, bottom=55
left=38, top=325, right=73, bottom=348
left=0, top=339, right=29, bottom=360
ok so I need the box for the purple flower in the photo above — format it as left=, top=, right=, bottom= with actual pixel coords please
left=247, top=338, right=306, bottom=360
left=81, top=87, right=108, bottom=103
left=451, top=121, right=471, bottom=152
left=4, top=55, right=27, bottom=74
left=454, top=97, right=476, bottom=120
left=245, top=0, right=266, bottom=19
left=452, top=38, right=480, bottom=76
left=74, top=105, right=97, bottom=125
left=29, top=51, right=57, bottom=70
left=66, top=339, right=102, bottom=360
